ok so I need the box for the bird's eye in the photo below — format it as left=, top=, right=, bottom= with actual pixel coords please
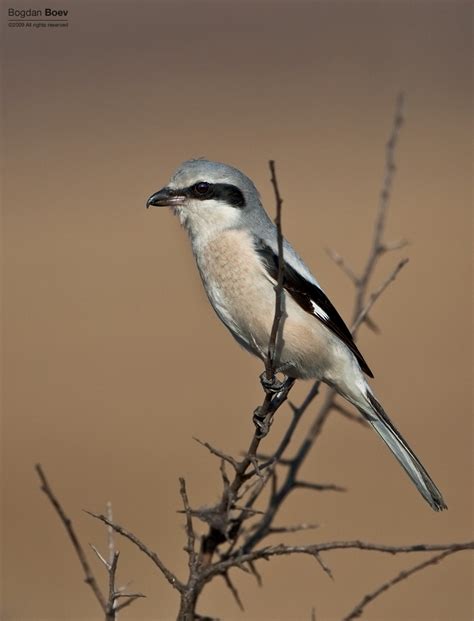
left=193, top=182, right=212, bottom=197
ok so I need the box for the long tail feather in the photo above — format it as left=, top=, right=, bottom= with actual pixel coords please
left=361, top=391, right=447, bottom=511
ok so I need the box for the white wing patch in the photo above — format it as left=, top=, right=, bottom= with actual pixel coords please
left=310, top=300, right=329, bottom=321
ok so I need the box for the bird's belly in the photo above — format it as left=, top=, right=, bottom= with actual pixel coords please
left=197, top=231, right=334, bottom=380
left=199, top=233, right=276, bottom=350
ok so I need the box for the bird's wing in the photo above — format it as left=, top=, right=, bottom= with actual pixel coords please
left=254, top=238, right=374, bottom=378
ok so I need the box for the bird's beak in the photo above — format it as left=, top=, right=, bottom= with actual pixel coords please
left=146, top=187, right=186, bottom=209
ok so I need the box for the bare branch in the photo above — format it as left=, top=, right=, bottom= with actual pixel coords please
left=248, top=560, right=263, bottom=587
left=363, top=314, right=380, bottom=333
left=219, top=459, right=231, bottom=498
left=106, top=551, right=120, bottom=619
left=199, top=373, right=294, bottom=566
left=206, top=541, right=474, bottom=579
left=35, top=464, right=106, bottom=611
left=106, top=501, right=115, bottom=566
left=193, top=437, right=239, bottom=471
left=222, top=571, right=245, bottom=611
left=382, top=238, right=409, bottom=252
left=114, top=593, right=146, bottom=613
left=86, top=511, right=184, bottom=593
left=240, top=95, right=409, bottom=556
left=259, top=380, right=322, bottom=472
left=332, top=403, right=369, bottom=427
left=256, top=454, right=293, bottom=466
left=266, top=159, right=285, bottom=380
left=242, top=387, right=336, bottom=553
left=294, top=481, right=347, bottom=493
left=232, top=505, right=265, bottom=516
left=114, top=591, right=146, bottom=600
left=352, top=257, right=409, bottom=333
left=90, top=543, right=110, bottom=569
left=179, top=477, right=197, bottom=570
left=352, top=91, right=405, bottom=324
left=342, top=548, right=464, bottom=621
left=268, top=522, right=319, bottom=535
left=325, top=248, right=359, bottom=284
left=314, top=553, right=334, bottom=580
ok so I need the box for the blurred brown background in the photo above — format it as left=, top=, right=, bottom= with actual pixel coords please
left=1, top=1, right=472, bottom=619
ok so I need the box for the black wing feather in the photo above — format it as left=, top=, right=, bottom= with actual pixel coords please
left=255, top=239, right=374, bottom=378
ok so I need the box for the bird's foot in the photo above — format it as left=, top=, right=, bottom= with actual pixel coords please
left=259, top=372, right=295, bottom=397
left=253, top=406, right=273, bottom=438
left=260, top=372, right=286, bottom=395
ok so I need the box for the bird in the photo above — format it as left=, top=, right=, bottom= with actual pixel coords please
left=146, top=158, right=446, bottom=511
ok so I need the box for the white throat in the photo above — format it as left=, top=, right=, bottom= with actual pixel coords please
left=174, top=199, right=242, bottom=253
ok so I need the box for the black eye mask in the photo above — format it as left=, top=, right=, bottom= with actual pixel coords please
left=188, top=182, right=246, bottom=208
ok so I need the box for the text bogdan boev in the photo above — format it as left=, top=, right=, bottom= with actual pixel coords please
left=8, top=8, right=68, bottom=18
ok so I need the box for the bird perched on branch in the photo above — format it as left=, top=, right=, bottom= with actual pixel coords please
left=146, top=159, right=446, bottom=512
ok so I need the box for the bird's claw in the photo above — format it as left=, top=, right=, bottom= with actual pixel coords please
left=260, top=372, right=286, bottom=395
left=253, top=407, right=273, bottom=438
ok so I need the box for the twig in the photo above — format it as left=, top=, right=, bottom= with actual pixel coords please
left=352, top=257, right=409, bottom=332
left=383, top=238, right=409, bottom=252
left=248, top=560, right=263, bottom=586
left=241, top=388, right=337, bottom=553
left=239, top=93, right=408, bottom=555
left=179, top=477, right=197, bottom=570
left=268, top=522, right=319, bottom=535
left=105, top=503, right=119, bottom=620
left=266, top=159, right=286, bottom=380
left=341, top=548, right=465, bottom=621
left=222, top=571, right=244, bottom=611
left=259, top=381, right=322, bottom=471
left=332, top=403, right=368, bottom=427
left=106, top=551, right=120, bottom=619
left=114, top=593, right=146, bottom=613
left=294, top=481, right=347, bottom=493
left=86, top=511, right=184, bottom=593
left=325, top=248, right=359, bottom=284
left=198, top=376, right=294, bottom=566
left=90, top=543, right=110, bottom=569
left=352, top=91, right=405, bottom=326
left=314, top=553, right=334, bottom=580
left=193, top=437, right=239, bottom=471
left=106, top=501, right=115, bottom=565
left=205, top=541, right=474, bottom=579
left=363, top=314, right=380, bottom=334
left=35, top=464, right=107, bottom=611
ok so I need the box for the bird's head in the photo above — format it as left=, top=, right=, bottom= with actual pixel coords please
left=146, top=159, right=267, bottom=242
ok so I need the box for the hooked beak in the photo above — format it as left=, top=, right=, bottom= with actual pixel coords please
left=146, top=187, right=186, bottom=209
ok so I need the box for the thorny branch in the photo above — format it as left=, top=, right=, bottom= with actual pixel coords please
left=197, top=159, right=296, bottom=570
left=35, top=465, right=145, bottom=620
left=35, top=464, right=106, bottom=612
left=341, top=547, right=469, bottom=621
left=239, top=92, right=410, bottom=553
left=86, top=510, right=183, bottom=593
left=204, top=541, right=474, bottom=578
left=38, top=94, right=473, bottom=620
left=265, top=159, right=285, bottom=380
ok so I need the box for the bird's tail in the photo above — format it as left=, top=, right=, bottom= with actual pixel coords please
left=357, top=390, right=447, bottom=511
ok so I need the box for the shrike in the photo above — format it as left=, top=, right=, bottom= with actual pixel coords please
left=146, top=159, right=446, bottom=511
